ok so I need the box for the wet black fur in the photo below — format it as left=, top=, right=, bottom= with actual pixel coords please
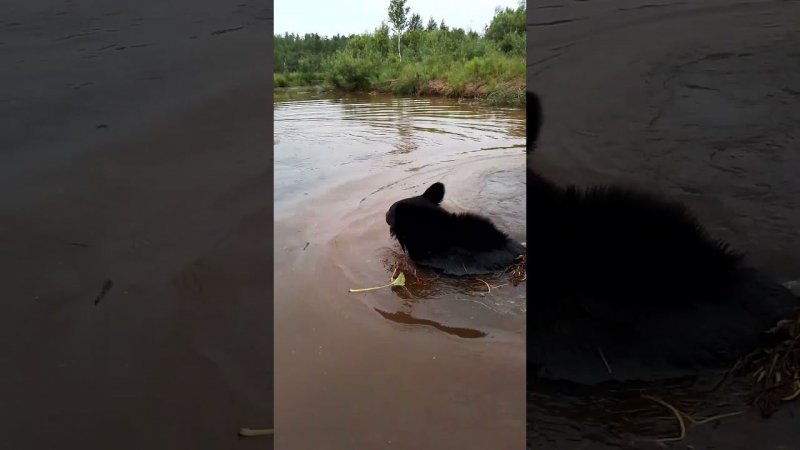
left=526, top=91, right=797, bottom=383
left=386, top=182, right=525, bottom=275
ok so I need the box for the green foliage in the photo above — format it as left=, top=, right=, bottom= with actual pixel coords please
left=496, top=31, right=525, bottom=56
left=485, top=83, right=526, bottom=107
left=388, top=0, right=410, bottom=34
left=324, top=51, right=377, bottom=91
left=392, top=64, right=423, bottom=95
left=485, top=4, right=526, bottom=55
left=409, top=13, right=423, bottom=31
left=274, top=71, right=324, bottom=88
left=426, top=17, right=437, bottom=31
left=272, top=1, right=526, bottom=106
left=274, top=32, right=351, bottom=73
left=374, top=22, right=392, bottom=57
left=388, top=0, right=410, bottom=59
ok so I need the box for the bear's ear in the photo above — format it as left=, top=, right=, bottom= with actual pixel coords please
left=422, top=182, right=445, bottom=204
left=528, top=91, right=542, bottom=151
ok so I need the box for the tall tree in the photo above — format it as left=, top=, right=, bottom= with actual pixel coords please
left=485, top=4, right=526, bottom=53
left=485, top=5, right=526, bottom=42
left=426, top=17, right=437, bottom=31
left=408, top=13, right=423, bottom=31
left=387, top=0, right=410, bottom=60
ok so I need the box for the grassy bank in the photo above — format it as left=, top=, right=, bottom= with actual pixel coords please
left=273, top=4, right=526, bottom=106
left=273, top=72, right=325, bottom=88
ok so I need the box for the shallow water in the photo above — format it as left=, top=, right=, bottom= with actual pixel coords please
left=273, top=89, right=526, bottom=449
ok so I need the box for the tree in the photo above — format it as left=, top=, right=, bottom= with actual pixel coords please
left=485, top=5, right=526, bottom=42
left=409, top=13, right=423, bottom=31
left=439, top=19, right=448, bottom=32
left=426, top=17, right=437, bottom=31
left=374, top=21, right=392, bottom=58
left=387, top=0, right=410, bottom=60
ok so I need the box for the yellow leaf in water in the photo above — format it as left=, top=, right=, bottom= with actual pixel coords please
left=392, top=272, right=406, bottom=287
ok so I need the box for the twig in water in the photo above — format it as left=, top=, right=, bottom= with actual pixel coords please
left=641, top=395, right=686, bottom=442
left=93, top=279, right=113, bottom=305
left=238, top=428, right=274, bottom=437
left=687, top=410, right=745, bottom=426
left=783, top=381, right=800, bottom=401
left=640, top=394, right=745, bottom=442
left=476, top=278, right=491, bottom=294
left=597, top=347, right=612, bottom=374
left=751, top=375, right=800, bottom=396
left=350, top=272, right=406, bottom=293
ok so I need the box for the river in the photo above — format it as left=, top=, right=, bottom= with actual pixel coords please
left=274, top=90, right=527, bottom=449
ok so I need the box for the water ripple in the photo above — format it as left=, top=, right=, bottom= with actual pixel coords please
left=275, top=90, right=526, bottom=211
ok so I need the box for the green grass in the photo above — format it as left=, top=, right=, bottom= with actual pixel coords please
left=273, top=52, right=525, bottom=106
left=274, top=72, right=325, bottom=88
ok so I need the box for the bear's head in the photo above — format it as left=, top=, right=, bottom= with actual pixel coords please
left=385, top=182, right=445, bottom=227
left=386, top=182, right=449, bottom=260
left=386, top=182, right=514, bottom=265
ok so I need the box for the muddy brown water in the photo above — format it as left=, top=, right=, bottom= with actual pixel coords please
left=274, top=90, right=526, bottom=449
left=529, top=0, right=800, bottom=449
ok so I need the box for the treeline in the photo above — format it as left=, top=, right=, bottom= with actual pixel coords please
left=273, top=33, right=349, bottom=77
left=273, top=2, right=526, bottom=106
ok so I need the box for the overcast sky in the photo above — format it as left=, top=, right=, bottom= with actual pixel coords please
left=275, top=0, right=523, bottom=37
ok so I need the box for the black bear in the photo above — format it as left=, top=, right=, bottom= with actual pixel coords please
left=527, top=91, right=798, bottom=383
left=386, top=182, right=525, bottom=276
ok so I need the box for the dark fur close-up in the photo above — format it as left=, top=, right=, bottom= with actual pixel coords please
left=386, top=182, right=525, bottom=276
left=526, top=91, right=798, bottom=383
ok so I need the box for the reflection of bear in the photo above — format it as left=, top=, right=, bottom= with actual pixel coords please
left=527, top=91, right=798, bottom=383
left=386, top=182, right=525, bottom=276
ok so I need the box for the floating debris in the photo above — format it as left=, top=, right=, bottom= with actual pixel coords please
left=93, top=279, right=113, bottom=305
left=737, top=313, right=800, bottom=416
left=238, top=427, right=273, bottom=437
left=349, top=272, right=406, bottom=293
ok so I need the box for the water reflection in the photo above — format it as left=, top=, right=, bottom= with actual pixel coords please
left=375, top=308, right=487, bottom=339
left=275, top=88, right=525, bottom=338
left=274, top=87, right=526, bottom=244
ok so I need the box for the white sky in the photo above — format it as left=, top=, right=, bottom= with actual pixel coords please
left=274, top=0, right=524, bottom=37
